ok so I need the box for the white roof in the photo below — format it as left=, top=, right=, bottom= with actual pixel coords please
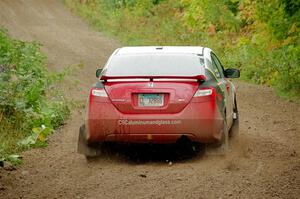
left=116, top=46, right=205, bottom=55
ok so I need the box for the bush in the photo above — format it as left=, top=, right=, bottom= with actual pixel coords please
left=0, top=29, right=70, bottom=164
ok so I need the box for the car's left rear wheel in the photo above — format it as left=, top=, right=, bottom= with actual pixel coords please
left=77, top=124, right=102, bottom=160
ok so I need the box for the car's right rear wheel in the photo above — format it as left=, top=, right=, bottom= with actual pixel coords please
left=208, top=120, right=229, bottom=155
left=229, top=99, right=239, bottom=138
left=219, top=121, right=229, bottom=152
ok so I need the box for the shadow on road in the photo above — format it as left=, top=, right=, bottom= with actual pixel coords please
left=87, top=141, right=206, bottom=164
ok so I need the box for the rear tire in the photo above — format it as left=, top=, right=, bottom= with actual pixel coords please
left=77, top=125, right=101, bottom=159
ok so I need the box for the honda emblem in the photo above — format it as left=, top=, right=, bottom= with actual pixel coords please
left=148, top=82, right=154, bottom=87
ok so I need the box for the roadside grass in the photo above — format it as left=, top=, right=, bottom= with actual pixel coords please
left=0, top=29, right=70, bottom=165
left=65, top=0, right=300, bottom=102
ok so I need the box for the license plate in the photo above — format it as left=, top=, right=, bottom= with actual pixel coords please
left=138, top=94, right=164, bottom=107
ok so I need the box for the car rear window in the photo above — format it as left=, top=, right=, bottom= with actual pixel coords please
left=105, top=54, right=204, bottom=77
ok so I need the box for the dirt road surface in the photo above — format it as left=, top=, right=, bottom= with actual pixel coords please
left=0, top=1, right=299, bottom=199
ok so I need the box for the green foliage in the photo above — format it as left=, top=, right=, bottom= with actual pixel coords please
left=181, top=0, right=241, bottom=32
left=17, top=126, right=52, bottom=149
left=256, top=0, right=300, bottom=40
left=0, top=29, right=70, bottom=165
left=65, top=0, right=300, bottom=100
left=1, top=154, right=21, bottom=165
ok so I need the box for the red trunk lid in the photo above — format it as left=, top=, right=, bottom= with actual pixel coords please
left=105, top=81, right=199, bottom=114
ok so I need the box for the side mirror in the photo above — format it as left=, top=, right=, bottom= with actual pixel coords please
left=96, top=68, right=103, bottom=78
left=224, top=68, right=240, bottom=78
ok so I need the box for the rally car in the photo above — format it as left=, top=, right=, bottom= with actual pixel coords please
left=78, top=46, right=240, bottom=157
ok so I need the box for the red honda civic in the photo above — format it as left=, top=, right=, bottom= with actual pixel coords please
left=78, top=46, right=240, bottom=157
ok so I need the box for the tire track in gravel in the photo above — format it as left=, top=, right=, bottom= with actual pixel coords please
left=0, top=1, right=299, bottom=199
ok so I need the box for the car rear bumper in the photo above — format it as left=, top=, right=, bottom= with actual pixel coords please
left=86, top=100, right=224, bottom=144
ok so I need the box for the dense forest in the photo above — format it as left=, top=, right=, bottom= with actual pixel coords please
left=66, top=0, right=300, bottom=99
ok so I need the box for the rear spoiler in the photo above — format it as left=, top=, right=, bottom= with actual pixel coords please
left=100, top=75, right=206, bottom=82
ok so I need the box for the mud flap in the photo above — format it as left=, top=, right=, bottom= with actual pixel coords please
left=229, top=112, right=239, bottom=138
left=229, top=99, right=239, bottom=138
left=77, top=125, right=101, bottom=158
left=220, top=123, right=229, bottom=153
left=206, top=121, right=229, bottom=155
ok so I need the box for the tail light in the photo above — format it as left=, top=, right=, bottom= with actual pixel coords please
left=193, top=88, right=213, bottom=97
left=192, top=87, right=215, bottom=103
left=91, top=89, right=108, bottom=97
